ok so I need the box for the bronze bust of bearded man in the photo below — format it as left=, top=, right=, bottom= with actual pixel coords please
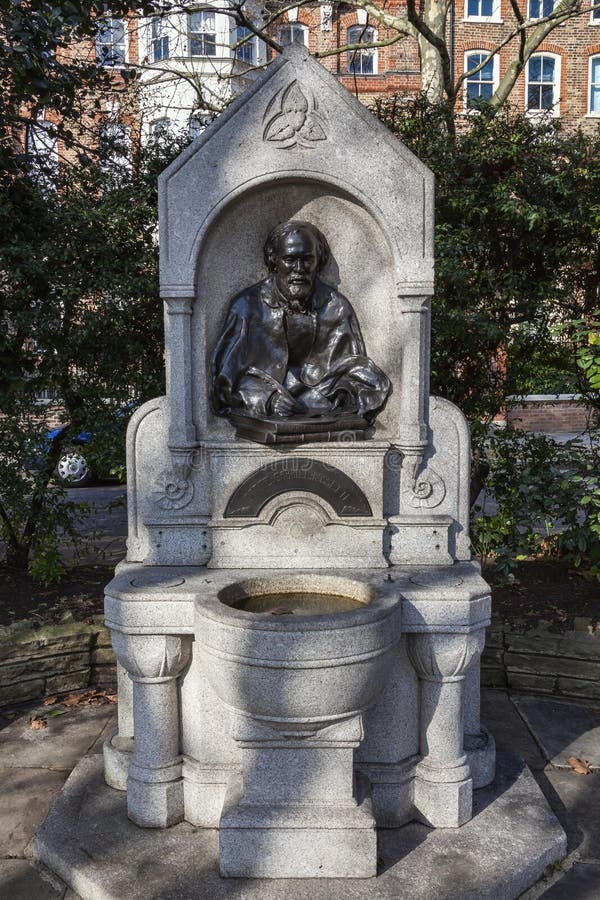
left=212, top=220, right=391, bottom=443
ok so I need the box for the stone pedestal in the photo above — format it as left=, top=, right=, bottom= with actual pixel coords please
left=220, top=715, right=377, bottom=878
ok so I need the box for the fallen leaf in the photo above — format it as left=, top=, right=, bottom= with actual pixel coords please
left=48, top=709, right=68, bottom=717
left=542, top=864, right=554, bottom=879
left=62, top=693, right=82, bottom=707
left=42, top=696, right=58, bottom=706
left=30, top=715, right=47, bottom=730
left=567, top=756, right=592, bottom=775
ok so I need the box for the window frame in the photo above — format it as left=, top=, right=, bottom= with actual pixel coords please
left=25, top=118, right=59, bottom=189
left=95, top=17, right=127, bottom=68
left=525, top=52, right=561, bottom=116
left=278, top=23, right=309, bottom=47
left=463, top=50, right=498, bottom=111
left=588, top=54, right=600, bottom=115
left=527, top=0, right=555, bottom=19
left=99, top=122, right=132, bottom=187
left=346, top=24, right=378, bottom=76
left=188, top=9, right=217, bottom=58
left=235, top=25, right=259, bottom=65
left=463, top=0, right=502, bottom=23
left=149, top=17, right=169, bottom=63
left=590, top=2, right=600, bottom=23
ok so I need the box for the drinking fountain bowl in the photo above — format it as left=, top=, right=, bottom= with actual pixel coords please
left=195, top=573, right=401, bottom=733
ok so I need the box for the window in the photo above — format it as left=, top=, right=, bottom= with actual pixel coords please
left=464, top=51, right=496, bottom=107
left=235, top=25, right=258, bottom=65
left=278, top=23, right=308, bottom=46
left=590, top=55, right=600, bottom=113
left=150, top=17, right=169, bottom=62
left=95, top=18, right=126, bottom=67
left=99, top=123, right=131, bottom=185
left=528, top=0, right=554, bottom=18
left=347, top=25, right=377, bottom=75
left=526, top=53, right=560, bottom=114
left=464, top=0, right=501, bottom=20
left=189, top=10, right=217, bottom=56
left=25, top=119, right=58, bottom=189
left=591, top=2, right=600, bottom=22
left=467, top=0, right=494, bottom=16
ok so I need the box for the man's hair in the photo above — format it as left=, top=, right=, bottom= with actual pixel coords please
left=264, top=220, right=330, bottom=272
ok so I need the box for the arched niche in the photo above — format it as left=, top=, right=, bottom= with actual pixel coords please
left=192, top=176, right=399, bottom=441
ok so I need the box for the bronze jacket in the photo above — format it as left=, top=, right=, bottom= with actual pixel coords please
left=212, top=274, right=390, bottom=419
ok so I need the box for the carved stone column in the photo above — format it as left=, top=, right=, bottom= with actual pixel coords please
left=111, top=632, right=191, bottom=827
left=102, top=661, right=134, bottom=791
left=394, top=296, right=431, bottom=465
left=407, top=630, right=484, bottom=827
left=164, top=295, right=196, bottom=452
left=463, top=661, right=496, bottom=789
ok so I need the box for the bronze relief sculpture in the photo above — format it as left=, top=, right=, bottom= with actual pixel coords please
left=212, top=220, right=391, bottom=443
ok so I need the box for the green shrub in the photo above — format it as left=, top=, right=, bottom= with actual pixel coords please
left=471, top=427, right=600, bottom=583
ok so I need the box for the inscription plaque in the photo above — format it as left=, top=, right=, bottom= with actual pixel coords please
left=224, top=459, right=372, bottom=518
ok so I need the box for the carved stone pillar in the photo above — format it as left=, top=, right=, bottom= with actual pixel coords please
left=395, top=296, right=431, bottom=462
left=164, top=295, right=196, bottom=452
left=103, top=661, right=134, bottom=791
left=111, top=632, right=191, bottom=827
left=407, top=630, right=484, bottom=827
left=463, top=660, right=496, bottom=789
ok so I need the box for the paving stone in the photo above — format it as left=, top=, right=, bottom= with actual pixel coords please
left=0, top=767, right=68, bottom=857
left=34, top=752, right=566, bottom=900
left=513, top=695, right=600, bottom=769
left=0, top=860, right=66, bottom=899
left=538, top=767, right=600, bottom=861
left=0, top=704, right=115, bottom=770
left=88, top=712, right=118, bottom=755
left=538, top=862, right=600, bottom=898
left=481, top=689, right=546, bottom=770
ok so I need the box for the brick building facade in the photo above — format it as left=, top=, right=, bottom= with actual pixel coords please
left=263, top=1, right=600, bottom=128
left=30, top=0, right=598, bottom=155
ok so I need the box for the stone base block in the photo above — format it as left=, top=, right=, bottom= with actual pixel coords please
left=219, top=775, right=376, bottom=878
left=358, top=758, right=416, bottom=827
left=466, top=726, right=496, bottom=790
left=34, top=753, right=567, bottom=900
left=103, top=732, right=133, bottom=792
left=127, top=775, right=184, bottom=828
left=413, top=773, right=472, bottom=827
left=182, top=757, right=232, bottom=828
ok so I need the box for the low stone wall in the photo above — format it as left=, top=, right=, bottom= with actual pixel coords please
left=482, top=617, right=600, bottom=701
left=0, top=617, right=116, bottom=708
left=2, top=614, right=597, bottom=708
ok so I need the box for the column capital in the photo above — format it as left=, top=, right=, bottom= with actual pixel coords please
left=165, top=296, right=193, bottom=315
left=407, top=631, right=484, bottom=683
left=111, top=632, right=191, bottom=683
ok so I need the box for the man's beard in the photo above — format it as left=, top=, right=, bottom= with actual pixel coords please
left=277, top=277, right=312, bottom=310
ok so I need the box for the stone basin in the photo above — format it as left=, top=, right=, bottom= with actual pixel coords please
left=195, top=574, right=401, bottom=733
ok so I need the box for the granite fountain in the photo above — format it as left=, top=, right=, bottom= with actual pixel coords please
left=34, top=44, right=567, bottom=899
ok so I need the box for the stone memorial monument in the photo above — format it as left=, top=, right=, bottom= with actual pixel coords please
left=35, top=44, right=566, bottom=899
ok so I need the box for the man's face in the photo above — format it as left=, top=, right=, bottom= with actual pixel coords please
left=273, top=229, right=319, bottom=304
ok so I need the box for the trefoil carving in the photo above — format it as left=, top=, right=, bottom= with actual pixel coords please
left=263, top=81, right=327, bottom=149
